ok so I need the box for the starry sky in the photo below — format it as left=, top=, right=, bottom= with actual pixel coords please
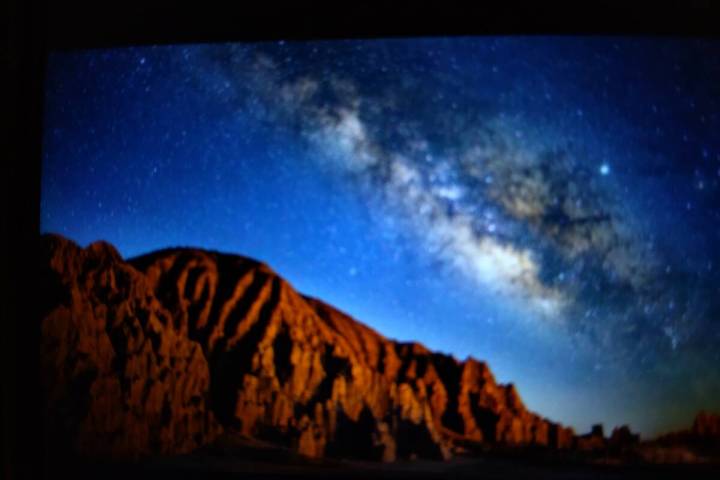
left=41, top=37, right=720, bottom=438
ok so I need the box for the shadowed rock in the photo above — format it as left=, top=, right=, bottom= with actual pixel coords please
left=609, top=425, right=640, bottom=452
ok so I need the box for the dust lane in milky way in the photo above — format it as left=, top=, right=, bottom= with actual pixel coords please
left=41, top=37, right=720, bottom=436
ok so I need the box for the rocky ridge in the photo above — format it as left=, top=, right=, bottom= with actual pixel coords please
left=39, top=234, right=580, bottom=461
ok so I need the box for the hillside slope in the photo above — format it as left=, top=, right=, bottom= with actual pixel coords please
left=39, top=234, right=576, bottom=461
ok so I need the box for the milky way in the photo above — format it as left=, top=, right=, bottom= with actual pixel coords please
left=41, top=37, right=720, bottom=436
left=199, top=39, right=718, bottom=364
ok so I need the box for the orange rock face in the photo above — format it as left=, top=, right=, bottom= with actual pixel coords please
left=39, top=235, right=222, bottom=459
left=39, top=234, right=581, bottom=461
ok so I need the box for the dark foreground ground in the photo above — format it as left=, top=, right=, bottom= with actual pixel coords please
left=53, top=436, right=720, bottom=480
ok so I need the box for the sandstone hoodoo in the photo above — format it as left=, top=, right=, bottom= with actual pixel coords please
left=40, top=234, right=581, bottom=461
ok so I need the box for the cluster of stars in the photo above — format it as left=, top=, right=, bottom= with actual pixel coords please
left=40, top=37, right=720, bottom=436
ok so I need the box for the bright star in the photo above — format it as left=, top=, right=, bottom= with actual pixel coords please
left=599, top=163, right=610, bottom=176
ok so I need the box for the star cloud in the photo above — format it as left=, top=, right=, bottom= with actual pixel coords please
left=193, top=41, right=718, bottom=369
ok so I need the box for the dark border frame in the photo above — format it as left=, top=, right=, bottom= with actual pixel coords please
left=5, top=1, right=720, bottom=479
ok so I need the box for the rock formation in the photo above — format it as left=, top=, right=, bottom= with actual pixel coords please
left=39, top=235, right=222, bottom=460
left=637, top=413, right=720, bottom=464
left=576, top=424, right=606, bottom=451
left=608, top=425, right=640, bottom=452
left=692, top=412, right=720, bottom=438
left=39, top=234, right=580, bottom=461
left=655, top=412, right=720, bottom=446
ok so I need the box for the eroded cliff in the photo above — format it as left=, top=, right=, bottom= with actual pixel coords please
left=39, top=234, right=577, bottom=461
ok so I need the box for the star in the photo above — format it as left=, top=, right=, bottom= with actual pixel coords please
left=40, top=37, right=720, bottom=438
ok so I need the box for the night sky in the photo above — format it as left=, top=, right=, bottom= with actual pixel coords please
left=41, top=37, right=720, bottom=437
